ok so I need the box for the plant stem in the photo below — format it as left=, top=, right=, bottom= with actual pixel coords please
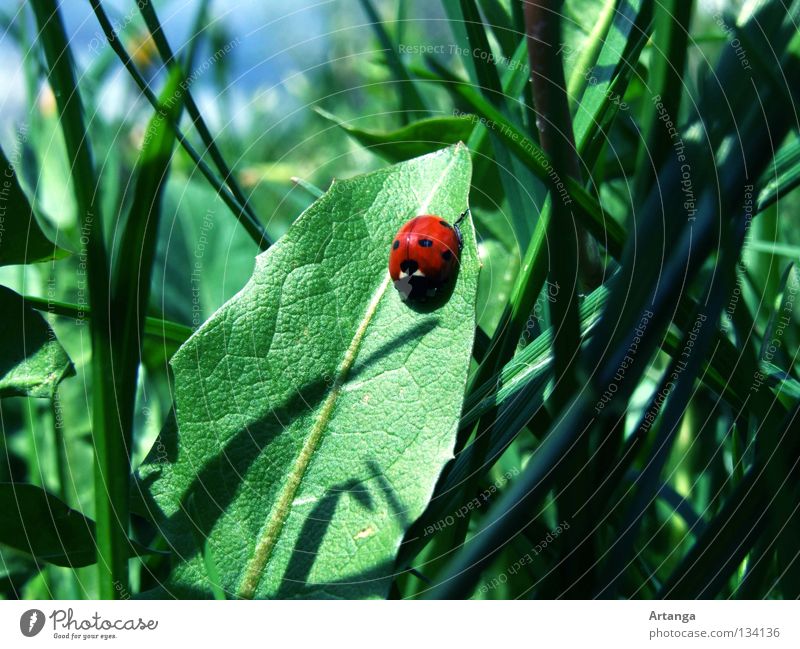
left=31, top=0, right=128, bottom=598
left=22, top=295, right=192, bottom=347
left=526, top=0, right=602, bottom=290
left=523, top=0, right=591, bottom=596
left=50, top=390, right=69, bottom=504
left=523, top=0, right=582, bottom=405
left=633, top=0, right=693, bottom=205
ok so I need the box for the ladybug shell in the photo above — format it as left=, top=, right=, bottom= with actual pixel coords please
left=389, top=215, right=461, bottom=300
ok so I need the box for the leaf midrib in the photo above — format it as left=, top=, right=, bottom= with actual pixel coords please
left=237, top=273, right=391, bottom=598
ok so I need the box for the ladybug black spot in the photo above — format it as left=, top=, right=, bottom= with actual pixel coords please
left=441, top=250, right=453, bottom=261
left=439, top=220, right=452, bottom=229
left=392, top=240, right=400, bottom=250
left=400, top=259, right=419, bottom=274
left=419, top=239, right=433, bottom=247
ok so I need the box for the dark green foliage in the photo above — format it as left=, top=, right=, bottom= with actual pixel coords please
left=0, top=146, right=65, bottom=266
left=0, top=286, right=73, bottom=398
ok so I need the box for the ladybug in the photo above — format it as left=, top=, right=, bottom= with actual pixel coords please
left=389, top=211, right=466, bottom=301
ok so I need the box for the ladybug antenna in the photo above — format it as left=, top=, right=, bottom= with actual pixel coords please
left=454, top=207, right=470, bottom=227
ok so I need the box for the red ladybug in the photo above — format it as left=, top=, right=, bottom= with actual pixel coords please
left=389, top=212, right=466, bottom=301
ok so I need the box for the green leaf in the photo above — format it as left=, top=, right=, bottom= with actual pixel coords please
left=138, top=144, right=478, bottom=599
left=0, top=545, right=37, bottom=596
left=0, top=483, right=96, bottom=567
left=0, top=483, right=156, bottom=568
left=565, top=0, right=618, bottom=105
left=0, top=285, right=74, bottom=398
left=477, top=0, right=517, bottom=58
left=758, top=133, right=800, bottom=212
left=315, top=108, right=475, bottom=162
left=573, top=0, right=650, bottom=161
left=0, top=145, right=66, bottom=266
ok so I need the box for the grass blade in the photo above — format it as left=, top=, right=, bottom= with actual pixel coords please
left=632, top=0, right=693, bottom=204
left=477, top=0, right=518, bottom=58
left=659, top=403, right=800, bottom=598
left=757, top=134, right=800, bottom=212
left=137, top=0, right=268, bottom=245
left=109, top=68, right=186, bottom=527
left=597, top=213, right=749, bottom=597
left=566, top=0, right=618, bottom=106
left=22, top=295, right=191, bottom=349
left=357, top=0, right=427, bottom=121
left=87, top=0, right=270, bottom=249
left=30, top=0, right=123, bottom=598
left=523, top=0, right=583, bottom=401
left=458, top=0, right=534, bottom=245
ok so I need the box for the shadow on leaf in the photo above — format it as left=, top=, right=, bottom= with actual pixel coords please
left=135, top=318, right=439, bottom=591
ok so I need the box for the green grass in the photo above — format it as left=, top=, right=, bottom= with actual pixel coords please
left=31, top=0, right=124, bottom=599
